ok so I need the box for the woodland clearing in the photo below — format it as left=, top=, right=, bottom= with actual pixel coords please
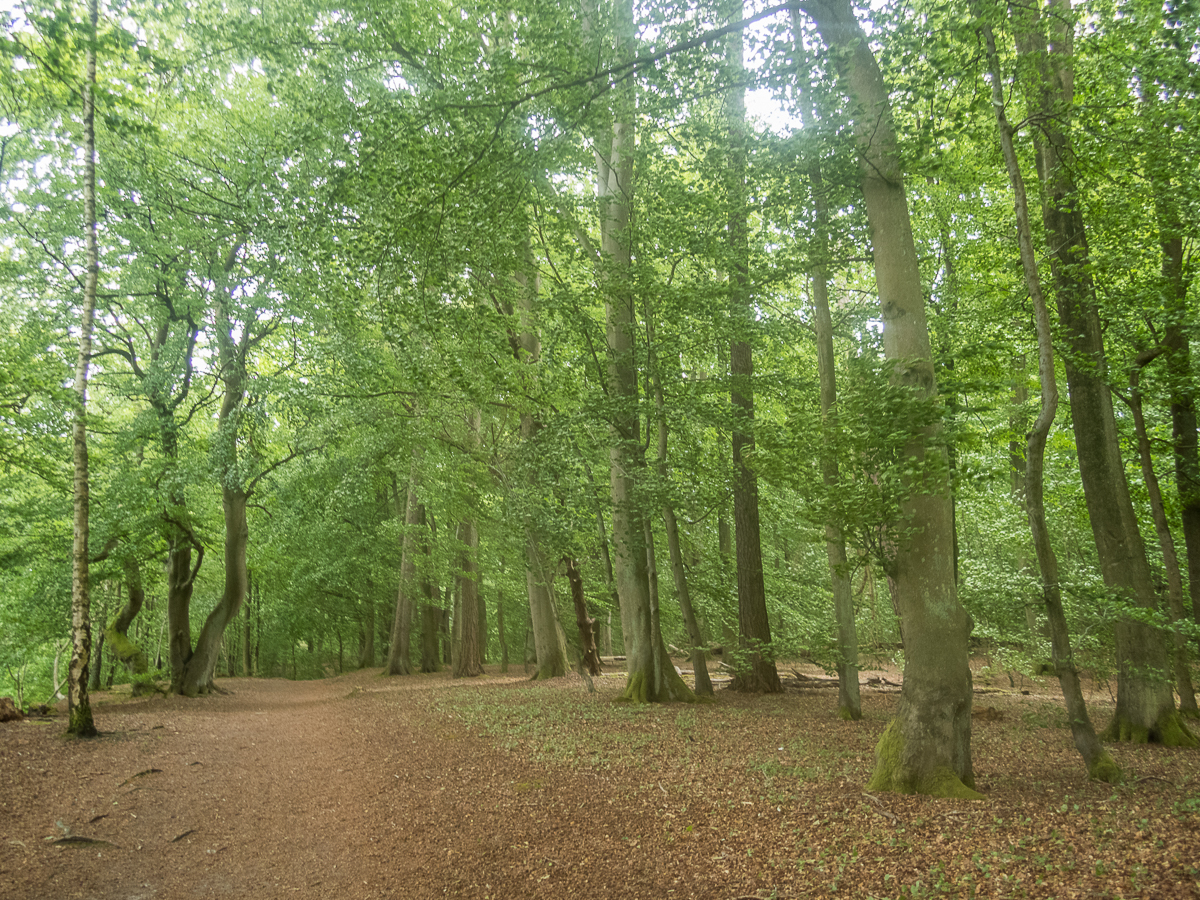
left=1, top=660, right=1198, bottom=900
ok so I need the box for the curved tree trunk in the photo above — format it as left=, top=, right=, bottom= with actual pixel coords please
left=981, top=20, right=1121, bottom=782
left=1012, top=0, right=1192, bottom=747
left=179, top=246, right=251, bottom=697
left=106, top=557, right=149, bottom=684
left=180, top=487, right=248, bottom=696
left=803, top=0, right=978, bottom=797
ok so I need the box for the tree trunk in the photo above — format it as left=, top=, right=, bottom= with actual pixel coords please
left=179, top=246, right=252, bottom=697
left=565, top=557, right=603, bottom=676
left=358, top=599, right=376, bottom=669
left=421, top=605, right=442, bottom=673
left=648, top=310, right=712, bottom=696
left=67, top=0, right=100, bottom=738
left=454, top=410, right=484, bottom=679
left=1120, top=357, right=1197, bottom=715
left=1012, top=0, right=1192, bottom=746
left=386, top=460, right=423, bottom=675
left=513, top=241, right=569, bottom=680
left=981, top=19, right=1121, bottom=782
left=794, top=19, right=860, bottom=719
left=497, top=588, right=509, bottom=673
left=106, top=556, right=149, bottom=682
left=726, top=5, right=779, bottom=695
left=243, top=569, right=253, bottom=677
left=597, top=0, right=692, bottom=704
left=180, top=487, right=249, bottom=695
left=802, top=0, right=978, bottom=796
left=1152, top=170, right=1200, bottom=659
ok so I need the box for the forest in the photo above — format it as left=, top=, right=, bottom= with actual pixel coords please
left=0, top=0, right=1198, bottom=801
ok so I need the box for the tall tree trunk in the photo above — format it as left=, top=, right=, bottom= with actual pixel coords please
left=1012, top=0, right=1193, bottom=746
left=358, top=599, right=376, bottom=669
left=726, top=4, right=779, bottom=695
left=1120, top=357, right=1198, bottom=715
left=454, top=410, right=484, bottom=679
left=497, top=587, right=509, bottom=673
left=1152, top=167, right=1200, bottom=655
left=597, top=0, right=692, bottom=704
left=386, top=457, right=423, bottom=676
left=981, top=20, right=1121, bottom=781
left=802, top=0, right=978, bottom=797
left=649, top=350, right=712, bottom=696
left=513, top=239, right=568, bottom=680
left=243, top=569, right=253, bottom=676
left=179, top=246, right=251, bottom=697
left=794, top=19, right=860, bottom=718
left=67, top=0, right=100, bottom=737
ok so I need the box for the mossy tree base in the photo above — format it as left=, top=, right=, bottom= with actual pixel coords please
left=1087, top=752, right=1123, bottom=784
left=867, top=720, right=984, bottom=800
left=838, top=705, right=861, bottom=722
left=66, top=707, right=98, bottom=738
left=1101, top=710, right=1197, bottom=747
left=617, top=665, right=696, bottom=704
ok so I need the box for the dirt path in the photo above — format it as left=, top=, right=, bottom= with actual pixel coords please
left=3, top=664, right=1198, bottom=900
left=4, top=667, right=732, bottom=900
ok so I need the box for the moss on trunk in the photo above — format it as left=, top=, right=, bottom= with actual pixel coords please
left=868, top=720, right=984, bottom=799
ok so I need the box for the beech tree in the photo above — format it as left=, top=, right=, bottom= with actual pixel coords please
left=800, top=0, right=979, bottom=797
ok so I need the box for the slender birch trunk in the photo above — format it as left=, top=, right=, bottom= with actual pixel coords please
left=67, top=0, right=101, bottom=737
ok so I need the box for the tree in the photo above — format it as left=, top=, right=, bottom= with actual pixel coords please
left=1012, top=0, right=1194, bottom=746
left=979, top=16, right=1120, bottom=782
left=594, top=0, right=693, bottom=704
left=66, top=0, right=100, bottom=738
left=800, top=0, right=979, bottom=797
left=726, top=0, right=780, bottom=696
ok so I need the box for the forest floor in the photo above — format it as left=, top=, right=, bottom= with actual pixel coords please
left=1, top=657, right=1198, bottom=900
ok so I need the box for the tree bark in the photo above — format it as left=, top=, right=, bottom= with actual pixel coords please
left=106, top=556, right=149, bottom=683
left=1012, top=0, right=1193, bottom=746
left=726, top=3, right=779, bottom=695
left=512, top=239, right=568, bottom=680
left=648, top=309, right=712, bottom=695
left=597, top=0, right=692, bottom=704
left=981, top=20, right=1121, bottom=781
left=1119, top=357, right=1197, bottom=715
left=794, top=19, right=860, bottom=719
left=565, top=557, right=603, bottom=676
left=179, top=247, right=251, bottom=697
left=421, top=605, right=442, bottom=673
left=386, top=457, right=423, bottom=675
left=802, top=0, right=978, bottom=796
left=454, top=410, right=484, bottom=679
left=67, top=0, right=100, bottom=737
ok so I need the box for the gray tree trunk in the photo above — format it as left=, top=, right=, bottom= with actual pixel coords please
left=597, top=0, right=692, bottom=703
left=981, top=20, right=1121, bottom=781
left=802, top=0, right=978, bottom=796
left=1012, top=0, right=1193, bottom=746
left=386, top=457, right=423, bottom=676
left=793, top=18, right=860, bottom=719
